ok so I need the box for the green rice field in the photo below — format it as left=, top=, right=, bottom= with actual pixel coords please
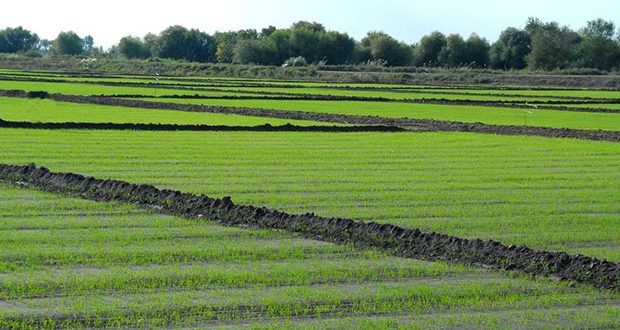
left=0, top=69, right=618, bottom=328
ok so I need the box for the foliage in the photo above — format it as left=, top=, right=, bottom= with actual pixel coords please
left=233, top=21, right=355, bottom=66
left=464, top=34, right=490, bottom=68
left=156, top=26, right=217, bottom=63
left=490, top=27, right=531, bottom=70
left=359, top=32, right=413, bottom=66
left=0, top=26, right=39, bottom=53
left=526, top=18, right=581, bottom=70
left=54, top=31, right=85, bottom=55
left=83, top=35, right=94, bottom=54
left=438, top=34, right=467, bottom=67
left=232, top=39, right=273, bottom=65
left=118, top=36, right=151, bottom=59
left=215, top=30, right=258, bottom=63
left=4, top=16, right=620, bottom=72
left=576, top=19, right=620, bottom=71
left=415, top=31, right=447, bottom=67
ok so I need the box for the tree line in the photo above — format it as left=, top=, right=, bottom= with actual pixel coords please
left=2, top=18, right=620, bottom=71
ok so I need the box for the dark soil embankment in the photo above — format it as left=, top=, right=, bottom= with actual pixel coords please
left=0, top=163, right=617, bottom=291
left=0, top=119, right=404, bottom=133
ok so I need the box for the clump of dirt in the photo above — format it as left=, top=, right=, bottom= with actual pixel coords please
left=26, top=91, right=49, bottom=99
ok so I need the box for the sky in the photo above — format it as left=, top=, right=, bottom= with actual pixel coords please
left=3, top=0, right=619, bottom=49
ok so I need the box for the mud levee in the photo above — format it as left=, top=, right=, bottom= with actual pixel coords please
left=0, top=119, right=404, bottom=133
left=0, top=163, right=617, bottom=291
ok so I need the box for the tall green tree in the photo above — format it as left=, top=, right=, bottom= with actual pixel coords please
left=464, top=34, right=490, bottom=68
left=230, top=22, right=356, bottom=66
left=214, top=32, right=238, bottom=63
left=83, top=35, right=94, bottom=54
left=54, top=31, right=84, bottom=55
left=118, top=36, right=151, bottom=59
left=577, top=19, right=620, bottom=70
left=215, top=29, right=259, bottom=63
left=233, top=38, right=275, bottom=65
left=359, top=32, right=413, bottom=66
left=526, top=19, right=581, bottom=70
left=0, top=26, right=39, bottom=53
left=157, top=26, right=216, bottom=62
left=290, top=27, right=321, bottom=62
left=142, top=33, right=159, bottom=55
left=317, top=31, right=355, bottom=64
left=438, top=34, right=467, bottom=67
left=260, top=29, right=289, bottom=65
left=490, top=27, right=531, bottom=70
left=157, top=25, right=187, bottom=60
left=415, top=31, right=447, bottom=67
left=186, top=29, right=217, bottom=63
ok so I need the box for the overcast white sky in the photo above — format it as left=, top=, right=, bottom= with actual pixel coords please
left=3, top=0, right=619, bottom=48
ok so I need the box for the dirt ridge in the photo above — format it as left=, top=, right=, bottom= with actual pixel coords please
left=0, top=163, right=617, bottom=291
left=0, top=118, right=404, bottom=133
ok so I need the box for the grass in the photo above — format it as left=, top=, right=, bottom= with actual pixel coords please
left=0, top=129, right=618, bottom=262
left=0, top=184, right=617, bottom=328
left=0, top=97, right=331, bottom=126
left=150, top=98, right=620, bottom=131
